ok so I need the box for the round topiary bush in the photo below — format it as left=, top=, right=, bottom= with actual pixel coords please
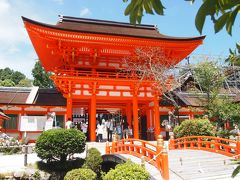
left=103, top=160, right=150, bottom=180
left=36, top=129, right=86, bottom=162
left=83, top=148, right=103, bottom=173
left=173, top=118, right=215, bottom=138
left=64, top=168, right=96, bottom=180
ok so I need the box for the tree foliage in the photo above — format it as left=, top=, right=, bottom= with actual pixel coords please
left=208, top=99, right=240, bottom=128
left=82, top=148, right=103, bottom=173
left=17, top=79, right=32, bottom=87
left=103, top=160, right=150, bottom=180
left=32, top=60, right=54, bottom=88
left=193, top=60, right=225, bottom=108
left=36, top=129, right=86, bottom=162
left=225, top=43, right=240, bottom=66
left=64, top=168, right=97, bottom=180
left=0, top=67, right=27, bottom=87
left=173, top=118, right=215, bottom=138
left=123, top=0, right=240, bottom=35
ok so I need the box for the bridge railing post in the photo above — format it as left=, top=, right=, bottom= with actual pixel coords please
left=142, top=142, right=146, bottom=156
left=112, top=134, right=117, bottom=153
left=236, top=134, right=240, bottom=158
left=156, top=135, right=163, bottom=170
left=169, top=135, right=175, bottom=150
left=162, top=146, right=169, bottom=180
left=105, top=141, right=110, bottom=154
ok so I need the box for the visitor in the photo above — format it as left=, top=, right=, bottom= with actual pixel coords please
left=115, top=122, right=122, bottom=140
left=122, top=119, right=129, bottom=139
left=96, top=122, right=104, bottom=142
left=106, top=119, right=114, bottom=141
left=81, top=121, right=88, bottom=137
left=65, top=118, right=72, bottom=129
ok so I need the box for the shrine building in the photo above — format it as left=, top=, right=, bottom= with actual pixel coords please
left=0, top=16, right=204, bottom=142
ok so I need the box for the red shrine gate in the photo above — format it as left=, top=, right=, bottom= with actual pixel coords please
left=23, top=16, right=204, bottom=141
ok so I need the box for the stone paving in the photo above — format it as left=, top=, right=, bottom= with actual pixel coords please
left=0, top=142, right=240, bottom=179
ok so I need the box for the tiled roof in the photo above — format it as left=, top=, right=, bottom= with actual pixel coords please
left=0, top=87, right=31, bottom=105
left=34, top=88, right=66, bottom=106
left=22, top=16, right=205, bottom=41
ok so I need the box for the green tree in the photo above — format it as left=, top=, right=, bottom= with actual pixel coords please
left=11, top=71, right=26, bottom=85
left=225, top=43, right=240, bottom=66
left=36, top=129, right=86, bottom=162
left=0, top=79, right=15, bottom=87
left=0, top=67, right=26, bottom=86
left=193, top=60, right=225, bottom=109
left=17, top=79, right=32, bottom=87
left=123, top=0, right=240, bottom=35
left=173, top=118, right=215, bottom=138
left=32, top=60, right=54, bottom=88
left=0, top=68, right=14, bottom=82
left=103, top=160, right=150, bottom=180
left=208, top=99, right=240, bottom=128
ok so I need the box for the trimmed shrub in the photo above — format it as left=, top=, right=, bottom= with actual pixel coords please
left=83, top=148, right=103, bottom=173
left=103, top=160, right=150, bottom=180
left=64, top=168, right=96, bottom=180
left=37, top=158, right=84, bottom=172
left=173, top=118, right=215, bottom=138
left=36, top=129, right=86, bottom=162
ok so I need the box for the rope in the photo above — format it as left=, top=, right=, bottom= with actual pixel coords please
left=147, top=150, right=163, bottom=163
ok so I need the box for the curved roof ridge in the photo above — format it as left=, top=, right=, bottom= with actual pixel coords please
left=60, top=15, right=156, bottom=30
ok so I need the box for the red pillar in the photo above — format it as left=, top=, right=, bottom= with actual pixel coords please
left=154, top=95, right=161, bottom=138
left=126, top=103, right=132, bottom=128
left=66, top=96, right=73, bottom=122
left=89, top=94, right=96, bottom=141
left=133, top=95, right=139, bottom=139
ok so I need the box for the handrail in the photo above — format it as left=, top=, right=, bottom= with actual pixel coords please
left=105, top=135, right=169, bottom=180
left=169, top=135, right=240, bottom=158
left=52, top=69, right=155, bottom=81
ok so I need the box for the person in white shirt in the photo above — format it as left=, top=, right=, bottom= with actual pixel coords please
left=65, top=119, right=72, bottom=129
left=96, top=122, right=104, bottom=142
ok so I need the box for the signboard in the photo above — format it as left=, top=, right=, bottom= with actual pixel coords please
left=20, top=116, right=47, bottom=131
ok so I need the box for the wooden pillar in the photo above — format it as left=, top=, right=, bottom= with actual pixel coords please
left=66, top=96, right=72, bottom=122
left=126, top=103, right=132, bottom=128
left=89, top=82, right=97, bottom=142
left=154, top=95, right=161, bottom=138
left=133, top=95, right=139, bottom=139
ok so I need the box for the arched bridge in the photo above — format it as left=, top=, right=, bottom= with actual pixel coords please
left=104, top=135, right=240, bottom=180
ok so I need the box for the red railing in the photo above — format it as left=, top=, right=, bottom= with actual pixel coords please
left=105, top=135, right=169, bottom=180
left=169, top=135, right=240, bottom=158
left=53, top=69, right=143, bottom=80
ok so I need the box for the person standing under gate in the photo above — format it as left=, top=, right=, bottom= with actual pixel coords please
left=122, top=119, right=129, bottom=139
left=96, top=122, right=104, bottom=142
left=106, top=119, right=114, bottom=142
left=116, top=122, right=122, bottom=140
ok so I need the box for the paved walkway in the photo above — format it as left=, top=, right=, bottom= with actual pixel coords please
left=0, top=143, right=239, bottom=179
left=168, top=149, right=239, bottom=180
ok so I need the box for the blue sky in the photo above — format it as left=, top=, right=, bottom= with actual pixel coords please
left=0, top=0, right=239, bottom=78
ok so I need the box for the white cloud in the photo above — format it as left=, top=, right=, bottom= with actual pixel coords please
left=80, top=7, right=91, bottom=17
left=0, top=0, right=10, bottom=15
left=0, top=1, right=42, bottom=78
